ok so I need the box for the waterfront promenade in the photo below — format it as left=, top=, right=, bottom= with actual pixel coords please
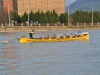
left=0, top=23, right=100, bottom=32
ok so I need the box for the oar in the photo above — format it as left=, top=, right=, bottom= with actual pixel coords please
left=3, top=35, right=26, bottom=43
left=3, top=38, right=19, bottom=43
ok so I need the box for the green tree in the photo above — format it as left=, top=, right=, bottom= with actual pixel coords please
left=45, top=11, right=52, bottom=23
left=11, top=11, right=21, bottom=23
left=39, top=11, right=47, bottom=23
left=59, top=13, right=68, bottom=23
left=33, top=11, right=41, bottom=23
left=51, top=10, right=58, bottom=23
left=21, top=12, right=28, bottom=23
left=93, top=11, right=100, bottom=23
left=45, top=11, right=58, bottom=23
left=72, top=10, right=92, bottom=23
left=29, top=11, right=35, bottom=23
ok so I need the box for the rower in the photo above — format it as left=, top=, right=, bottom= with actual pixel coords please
left=29, top=30, right=35, bottom=39
left=47, top=35, right=49, bottom=39
left=64, top=34, right=68, bottom=38
left=51, top=34, right=56, bottom=39
left=60, top=34, right=63, bottom=38
left=53, top=34, right=56, bottom=38
left=39, top=35, right=42, bottom=39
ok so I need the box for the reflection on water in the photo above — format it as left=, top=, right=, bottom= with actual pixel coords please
left=0, top=44, right=20, bottom=75
left=0, top=30, right=100, bottom=75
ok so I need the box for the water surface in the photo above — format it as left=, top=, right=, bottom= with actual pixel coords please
left=0, top=30, right=100, bottom=75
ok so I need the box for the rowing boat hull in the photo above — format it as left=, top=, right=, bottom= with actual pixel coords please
left=20, top=33, right=89, bottom=43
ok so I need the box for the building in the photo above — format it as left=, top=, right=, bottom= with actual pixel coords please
left=13, top=0, right=66, bottom=15
left=0, top=0, right=4, bottom=13
left=0, top=0, right=66, bottom=15
left=0, top=0, right=13, bottom=13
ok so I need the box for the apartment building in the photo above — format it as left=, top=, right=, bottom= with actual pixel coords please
left=0, top=0, right=66, bottom=15
left=13, top=0, right=66, bottom=15
left=0, top=0, right=13, bottom=13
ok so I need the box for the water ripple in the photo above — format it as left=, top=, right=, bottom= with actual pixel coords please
left=0, top=30, right=100, bottom=75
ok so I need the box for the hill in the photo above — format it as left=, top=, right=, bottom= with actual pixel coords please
left=66, top=0, right=100, bottom=12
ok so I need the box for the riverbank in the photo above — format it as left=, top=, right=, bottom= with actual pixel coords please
left=0, top=25, right=100, bottom=32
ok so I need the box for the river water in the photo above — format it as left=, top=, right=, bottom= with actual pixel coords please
left=0, top=30, right=100, bottom=75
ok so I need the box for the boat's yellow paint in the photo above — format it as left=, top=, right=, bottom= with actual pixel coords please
left=20, top=33, right=89, bottom=43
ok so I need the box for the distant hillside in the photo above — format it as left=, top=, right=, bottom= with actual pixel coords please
left=66, top=0, right=100, bottom=13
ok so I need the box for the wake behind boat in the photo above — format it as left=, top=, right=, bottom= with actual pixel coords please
left=20, top=32, right=89, bottom=43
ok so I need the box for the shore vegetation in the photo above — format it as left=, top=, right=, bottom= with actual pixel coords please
left=0, top=10, right=100, bottom=24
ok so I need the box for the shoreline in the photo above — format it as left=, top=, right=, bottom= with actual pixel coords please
left=0, top=26, right=100, bottom=32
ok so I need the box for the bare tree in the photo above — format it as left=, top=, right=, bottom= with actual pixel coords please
left=0, top=12, right=8, bottom=24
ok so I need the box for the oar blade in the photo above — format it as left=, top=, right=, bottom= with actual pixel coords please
left=3, top=40, right=9, bottom=43
left=2, top=35, right=25, bottom=43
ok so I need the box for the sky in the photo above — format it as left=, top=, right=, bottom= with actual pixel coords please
left=66, top=0, right=76, bottom=6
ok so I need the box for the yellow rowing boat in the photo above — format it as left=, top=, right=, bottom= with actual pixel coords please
left=20, top=32, right=89, bottom=43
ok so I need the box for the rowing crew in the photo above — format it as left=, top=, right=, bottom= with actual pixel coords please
left=39, top=33, right=86, bottom=39
left=29, top=30, right=88, bottom=39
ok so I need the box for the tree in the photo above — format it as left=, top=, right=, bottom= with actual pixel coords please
left=0, top=12, right=8, bottom=24
left=11, top=11, right=21, bottom=23
left=72, top=10, right=92, bottom=23
left=59, top=13, right=68, bottom=23
left=51, top=10, right=58, bottom=23
left=39, top=11, right=47, bottom=23
left=29, top=11, right=35, bottom=23
left=45, top=11, right=58, bottom=23
left=21, top=12, right=28, bottom=23
left=33, top=11, right=41, bottom=23
left=45, top=11, right=52, bottom=23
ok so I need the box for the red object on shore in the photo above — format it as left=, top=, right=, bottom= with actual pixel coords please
left=25, top=21, right=28, bottom=24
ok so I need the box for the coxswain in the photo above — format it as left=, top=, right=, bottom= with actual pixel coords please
left=29, top=30, right=35, bottom=39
